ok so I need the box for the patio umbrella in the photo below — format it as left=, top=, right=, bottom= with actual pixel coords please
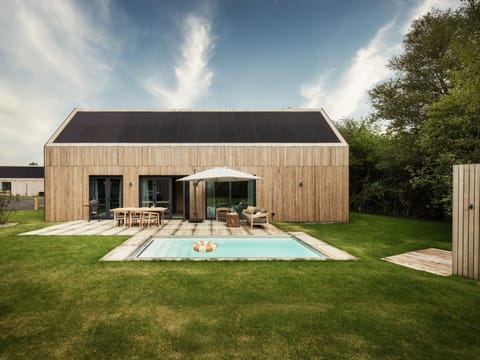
left=177, top=167, right=262, bottom=222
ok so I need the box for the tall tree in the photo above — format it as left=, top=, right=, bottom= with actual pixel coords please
left=369, top=10, right=458, bottom=134
left=417, top=0, right=480, bottom=214
left=365, top=1, right=480, bottom=218
left=335, top=118, right=385, bottom=213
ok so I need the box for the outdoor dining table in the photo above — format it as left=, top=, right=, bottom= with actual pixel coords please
left=112, top=207, right=167, bottom=227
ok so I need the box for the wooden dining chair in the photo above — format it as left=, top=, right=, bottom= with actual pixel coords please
left=113, top=209, right=129, bottom=227
left=129, top=209, right=143, bottom=227
left=142, top=211, right=160, bottom=227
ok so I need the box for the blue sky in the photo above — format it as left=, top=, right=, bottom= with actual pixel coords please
left=0, top=0, right=460, bottom=164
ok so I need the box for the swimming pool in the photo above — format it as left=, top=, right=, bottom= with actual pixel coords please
left=134, top=236, right=327, bottom=260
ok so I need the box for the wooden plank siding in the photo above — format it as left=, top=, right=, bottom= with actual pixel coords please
left=452, top=164, right=480, bottom=280
left=44, top=144, right=349, bottom=223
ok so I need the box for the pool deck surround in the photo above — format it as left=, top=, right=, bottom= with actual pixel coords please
left=20, top=219, right=356, bottom=261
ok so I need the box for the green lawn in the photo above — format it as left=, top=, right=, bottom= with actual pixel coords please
left=1, top=211, right=479, bottom=359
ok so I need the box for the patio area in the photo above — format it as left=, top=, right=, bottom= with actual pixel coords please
left=20, top=219, right=286, bottom=261
left=20, top=219, right=355, bottom=261
left=20, top=219, right=285, bottom=237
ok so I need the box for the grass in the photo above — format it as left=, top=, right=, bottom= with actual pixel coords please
left=1, top=211, right=479, bottom=359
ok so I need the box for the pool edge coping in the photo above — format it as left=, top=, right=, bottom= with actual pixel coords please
left=101, top=232, right=356, bottom=262
left=288, top=232, right=357, bottom=261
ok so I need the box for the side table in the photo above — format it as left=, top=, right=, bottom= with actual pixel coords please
left=216, top=207, right=230, bottom=221
left=226, top=212, right=240, bottom=227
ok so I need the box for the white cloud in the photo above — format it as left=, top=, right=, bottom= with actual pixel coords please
left=403, top=0, right=461, bottom=33
left=301, top=20, right=399, bottom=120
left=300, top=0, right=461, bottom=120
left=0, top=0, right=117, bottom=164
left=143, top=14, right=215, bottom=108
left=1, top=0, right=113, bottom=92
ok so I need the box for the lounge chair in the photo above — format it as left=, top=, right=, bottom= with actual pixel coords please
left=241, top=206, right=269, bottom=229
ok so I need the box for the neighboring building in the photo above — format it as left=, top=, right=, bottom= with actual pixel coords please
left=44, top=109, right=349, bottom=222
left=0, top=166, right=44, bottom=196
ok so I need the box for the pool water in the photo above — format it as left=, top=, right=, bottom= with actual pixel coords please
left=135, top=236, right=327, bottom=259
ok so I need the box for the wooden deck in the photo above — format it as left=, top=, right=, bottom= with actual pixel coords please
left=383, top=248, right=452, bottom=276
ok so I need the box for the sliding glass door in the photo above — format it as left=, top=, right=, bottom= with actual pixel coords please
left=89, top=176, right=123, bottom=219
left=205, top=180, right=255, bottom=219
left=139, top=176, right=172, bottom=217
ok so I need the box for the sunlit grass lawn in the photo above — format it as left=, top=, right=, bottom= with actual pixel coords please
left=1, top=211, right=479, bottom=359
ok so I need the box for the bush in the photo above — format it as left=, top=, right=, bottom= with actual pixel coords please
left=0, top=194, right=19, bottom=224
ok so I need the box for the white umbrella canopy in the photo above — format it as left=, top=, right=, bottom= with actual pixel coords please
left=177, top=167, right=261, bottom=223
left=177, top=167, right=262, bottom=182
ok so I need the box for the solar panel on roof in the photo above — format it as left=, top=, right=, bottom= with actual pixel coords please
left=53, top=111, right=341, bottom=143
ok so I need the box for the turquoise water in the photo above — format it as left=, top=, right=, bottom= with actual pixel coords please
left=135, top=236, right=327, bottom=259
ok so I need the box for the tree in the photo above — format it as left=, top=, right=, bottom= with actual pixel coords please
left=336, top=118, right=385, bottom=212
left=416, top=0, right=480, bottom=215
left=365, top=1, right=480, bottom=218
left=337, top=118, right=434, bottom=217
left=369, top=10, right=458, bottom=135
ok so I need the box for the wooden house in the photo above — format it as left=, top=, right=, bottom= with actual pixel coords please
left=44, top=109, right=348, bottom=222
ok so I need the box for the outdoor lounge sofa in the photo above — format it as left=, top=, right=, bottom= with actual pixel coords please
left=241, top=206, right=269, bottom=229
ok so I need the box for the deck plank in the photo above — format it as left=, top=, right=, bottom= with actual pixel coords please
left=383, top=248, right=452, bottom=276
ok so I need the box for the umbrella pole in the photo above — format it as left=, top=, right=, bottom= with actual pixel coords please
left=194, top=180, right=198, bottom=218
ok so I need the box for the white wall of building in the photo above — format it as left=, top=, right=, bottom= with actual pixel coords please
left=0, top=178, right=44, bottom=196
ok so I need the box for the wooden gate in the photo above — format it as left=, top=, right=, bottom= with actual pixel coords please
left=452, top=164, right=480, bottom=280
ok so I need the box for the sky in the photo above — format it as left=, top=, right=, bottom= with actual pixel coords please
left=0, top=0, right=461, bottom=165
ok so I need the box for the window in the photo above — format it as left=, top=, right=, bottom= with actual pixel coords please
left=205, top=180, right=255, bottom=219
left=1, top=182, right=11, bottom=194
left=139, top=176, right=174, bottom=217
left=89, top=176, right=123, bottom=219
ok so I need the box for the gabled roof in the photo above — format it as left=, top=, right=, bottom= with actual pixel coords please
left=49, top=109, right=346, bottom=144
left=0, top=166, right=44, bottom=179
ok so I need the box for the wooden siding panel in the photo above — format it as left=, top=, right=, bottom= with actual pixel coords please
left=468, top=164, right=475, bottom=277
left=262, top=167, right=275, bottom=218
left=272, top=147, right=286, bottom=167
left=314, top=167, right=325, bottom=221
left=189, top=181, right=206, bottom=219
left=44, top=144, right=349, bottom=222
left=452, top=165, right=459, bottom=274
left=463, top=166, right=469, bottom=275
left=332, top=166, right=346, bottom=222
left=474, top=164, right=480, bottom=280
left=281, top=167, right=297, bottom=221
left=458, top=166, right=464, bottom=275
left=271, top=166, right=282, bottom=220
left=453, top=164, right=480, bottom=281
left=327, top=167, right=336, bottom=221
left=255, top=147, right=272, bottom=166
left=320, top=148, right=331, bottom=167
left=44, top=166, right=54, bottom=220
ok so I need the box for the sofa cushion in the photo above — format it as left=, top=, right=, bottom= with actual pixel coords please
left=244, top=206, right=256, bottom=214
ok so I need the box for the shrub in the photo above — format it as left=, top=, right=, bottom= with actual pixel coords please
left=0, top=194, right=19, bottom=224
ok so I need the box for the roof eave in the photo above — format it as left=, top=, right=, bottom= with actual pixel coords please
left=320, top=108, right=348, bottom=145
left=45, top=108, right=78, bottom=146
